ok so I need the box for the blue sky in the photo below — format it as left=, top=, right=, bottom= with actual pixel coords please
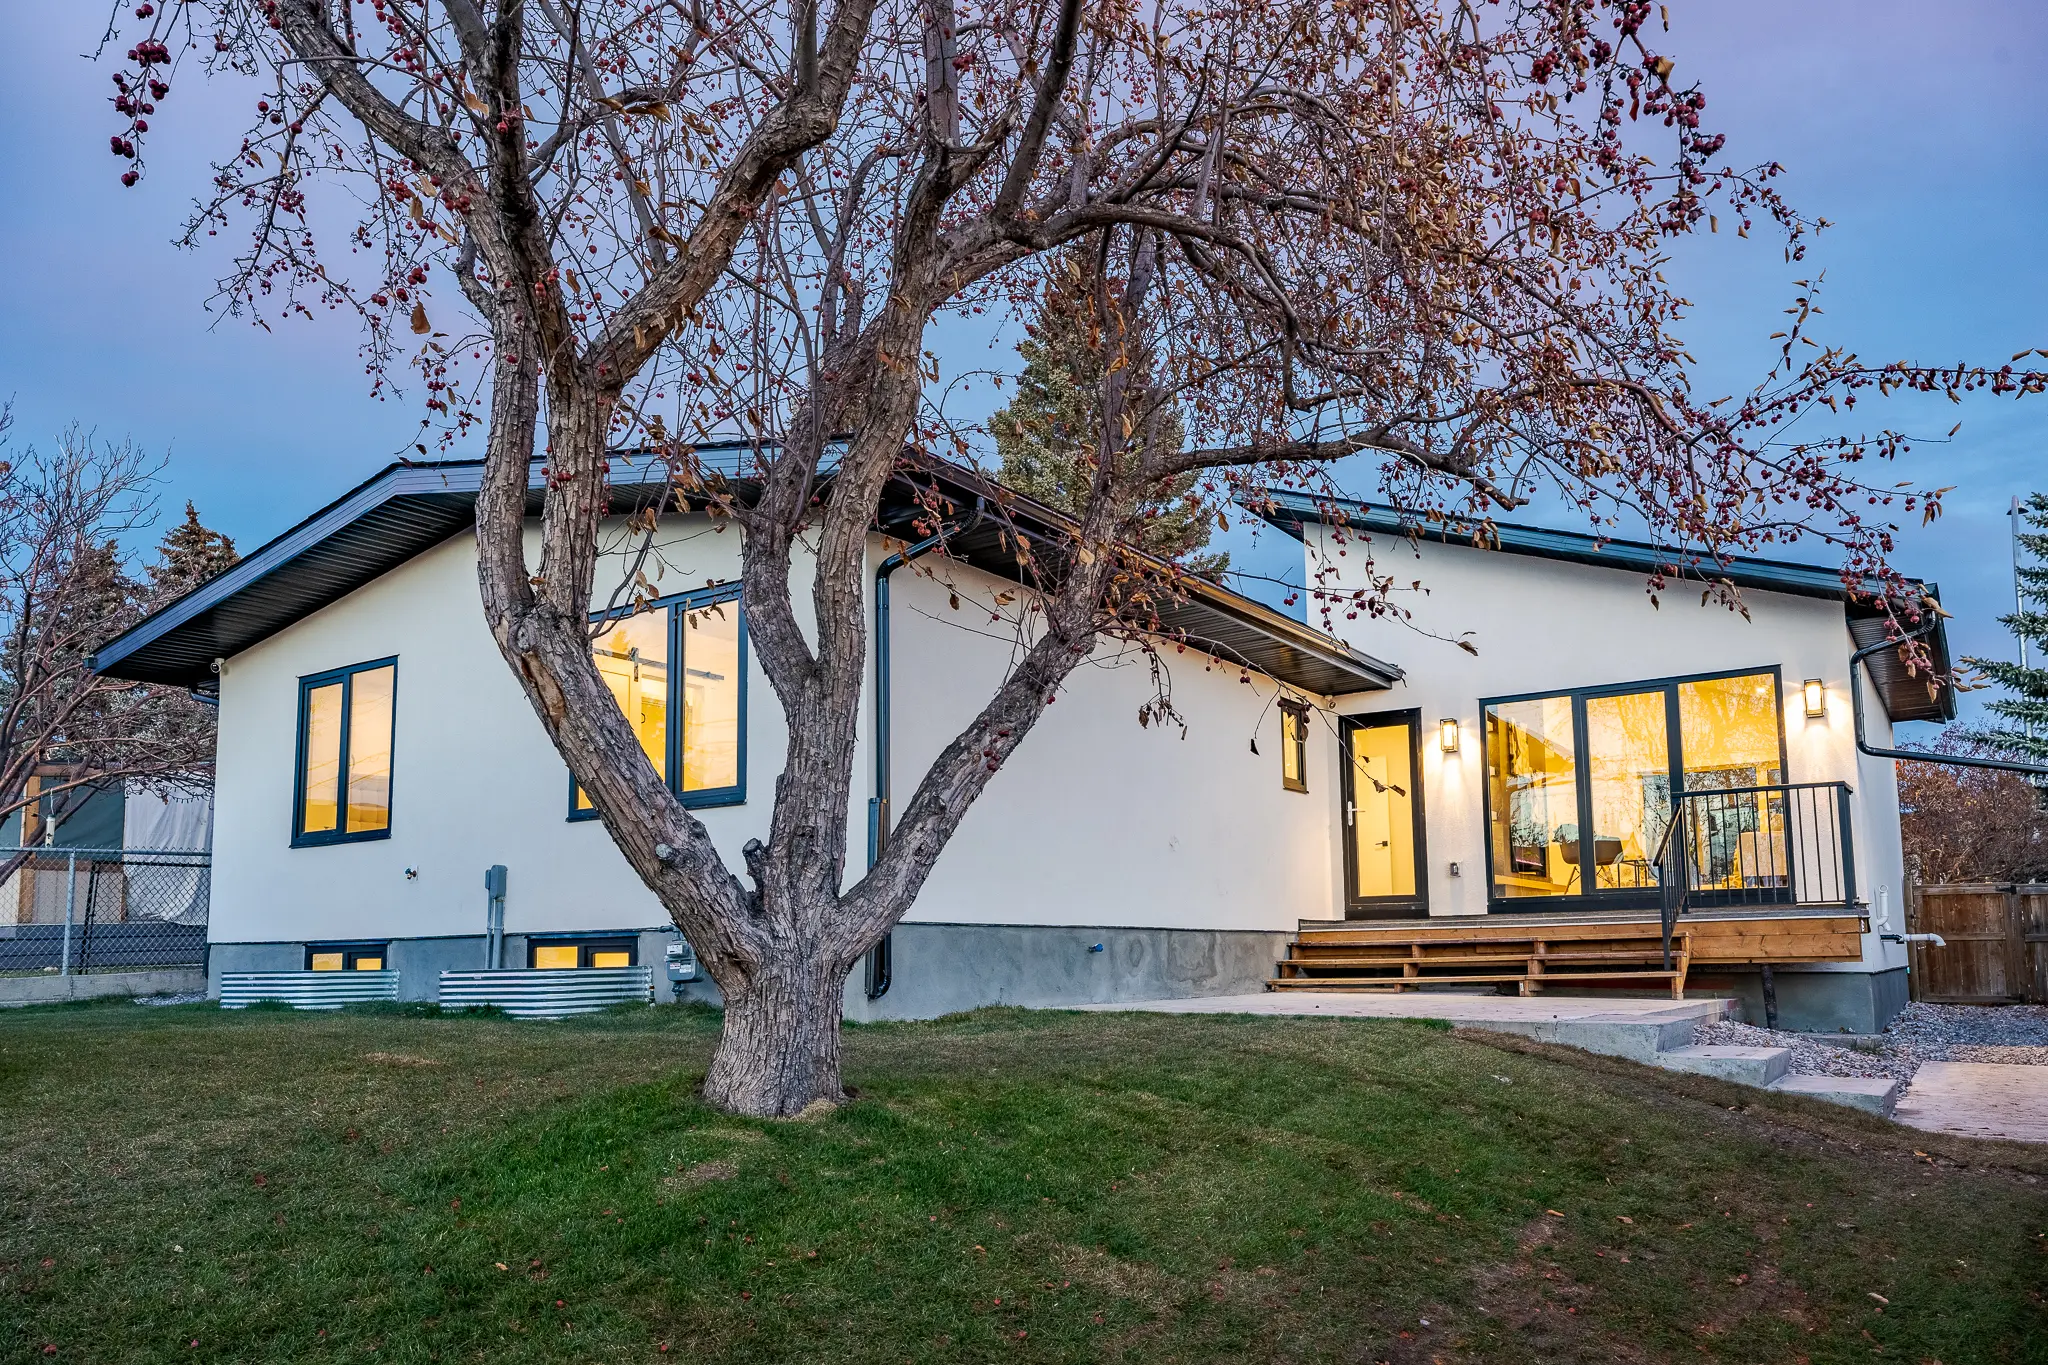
left=3, top=3, right=2043, bottom=739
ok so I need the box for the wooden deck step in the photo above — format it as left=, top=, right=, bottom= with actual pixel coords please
left=1270, top=923, right=1694, bottom=998
left=1269, top=968, right=1685, bottom=995
left=1279, top=951, right=1680, bottom=970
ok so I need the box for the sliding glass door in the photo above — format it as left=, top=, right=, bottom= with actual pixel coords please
left=1483, top=670, right=1786, bottom=909
left=1342, top=712, right=1428, bottom=918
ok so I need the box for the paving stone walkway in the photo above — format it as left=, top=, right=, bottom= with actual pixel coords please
left=1893, top=1061, right=2048, bottom=1144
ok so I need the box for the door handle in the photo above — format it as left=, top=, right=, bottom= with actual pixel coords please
left=1345, top=801, right=1355, bottom=826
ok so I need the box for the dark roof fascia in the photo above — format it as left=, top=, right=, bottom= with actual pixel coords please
left=887, top=458, right=1403, bottom=696
left=97, top=450, right=1400, bottom=698
left=91, top=457, right=491, bottom=682
left=1250, top=488, right=1911, bottom=604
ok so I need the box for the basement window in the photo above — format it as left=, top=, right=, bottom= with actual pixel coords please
left=528, top=936, right=637, bottom=970
left=1279, top=700, right=1310, bottom=794
left=307, top=942, right=389, bottom=971
left=293, top=657, right=397, bottom=847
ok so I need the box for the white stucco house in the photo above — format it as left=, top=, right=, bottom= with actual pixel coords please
left=90, top=450, right=1953, bottom=1031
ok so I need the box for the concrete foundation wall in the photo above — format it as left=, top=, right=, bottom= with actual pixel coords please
left=208, top=922, right=1284, bottom=1019
left=1690, top=965, right=1910, bottom=1034
left=0, top=968, right=205, bottom=1008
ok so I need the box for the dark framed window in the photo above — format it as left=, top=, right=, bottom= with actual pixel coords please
left=1278, top=700, right=1310, bottom=793
left=1481, top=666, right=1788, bottom=911
left=569, top=583, right=746, bottom=819
left=293, top=658, right=397, bottom=847
left=528, top=935, right=637, bottom=970
left=307, top=942, right=389, bottom=971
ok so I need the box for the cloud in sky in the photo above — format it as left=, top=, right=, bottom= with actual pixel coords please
left=1, top=2, right=2042, bottom=734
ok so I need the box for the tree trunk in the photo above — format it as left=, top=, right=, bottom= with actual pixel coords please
left=700, top=942, right=850, bottom=1116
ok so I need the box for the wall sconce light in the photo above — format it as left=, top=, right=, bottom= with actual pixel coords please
left=1438, top=717, right=1461, bottom=753
left=1802, top=678, right=1826, bottom=718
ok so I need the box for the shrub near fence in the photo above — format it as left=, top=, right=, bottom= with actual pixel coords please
left=0, top=848, right=209, bottom=974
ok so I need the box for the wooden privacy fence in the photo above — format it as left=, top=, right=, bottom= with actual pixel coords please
left=1906, top=876, right=2048, bottom=1005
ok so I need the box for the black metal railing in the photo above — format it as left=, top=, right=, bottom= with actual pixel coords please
left=1654, top=782, right=1855, bottom=966
left=0, top=848, right=210, bottom=974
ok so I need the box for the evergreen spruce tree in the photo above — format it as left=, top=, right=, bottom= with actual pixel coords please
left=991, top=255, right=1227, bottom=577
left=146, top=502, right=239, bottom=605
left=1963, top=491, right=2048, bottom=761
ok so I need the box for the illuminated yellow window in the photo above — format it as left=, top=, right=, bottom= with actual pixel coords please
left=307, top=944, right=387, bottom=971
left=574, top=590, right=745, bottom=817
left=1279, top=702, right=1309, bottom=793
left=578, top=611, right=671, bottom=812
left=295, top=660, right=397, bottom=843
left=681, top=602, right=742, bottom=794
left=1482, top=671, right=1787, bottom=905
left=530, top=938, right=636, bottom=970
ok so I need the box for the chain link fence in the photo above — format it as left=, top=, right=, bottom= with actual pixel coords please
left=0, top=848, right=209, bottom=974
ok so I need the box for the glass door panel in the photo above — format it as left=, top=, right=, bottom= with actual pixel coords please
left=1677, top=673, right=1787, bottom=891
left=1484, top=697, right=1579, bottom=900
left=1584, top=690, right=1670, bottom=891
left=1346, top=717, right=1420, bottom=907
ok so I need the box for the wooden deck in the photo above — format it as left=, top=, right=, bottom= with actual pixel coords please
left=1270, top=908, right=1865, bottom=997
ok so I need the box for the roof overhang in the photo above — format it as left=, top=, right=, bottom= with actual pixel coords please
left=94, top=453, right=1401, bottom=700
left=1250, top=488, right=1955, bottom=724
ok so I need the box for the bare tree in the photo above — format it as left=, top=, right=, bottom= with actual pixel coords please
left=103, top=0, right=2045, bottom=1113
left=0, top=408, right=220, bottom=829
left=1900, top=728, right=2048, bottom=884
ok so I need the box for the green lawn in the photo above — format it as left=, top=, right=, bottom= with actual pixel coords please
left=3, top=1001, right=2045, bottom=1364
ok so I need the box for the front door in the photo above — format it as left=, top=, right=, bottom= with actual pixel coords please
left=1342, top=711, right=1428, bottom=918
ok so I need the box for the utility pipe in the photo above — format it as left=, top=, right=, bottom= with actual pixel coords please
left=864, top=502, right=986, bottom=1000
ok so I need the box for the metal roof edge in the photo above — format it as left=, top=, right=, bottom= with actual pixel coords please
left=91, top=459, right=491, bottom=675
left=1245, top=487, right=1909, bottom=603
left=97, top=450, right=1396, bottom=698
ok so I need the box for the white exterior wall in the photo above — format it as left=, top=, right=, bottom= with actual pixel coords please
left=1304, top=526, right=1907, bottom=973
left=211, top=520, right=774, bottom=947
left=885, top=556, right=1340, bottom=931
left=209, top=517, right=1340, bottom=949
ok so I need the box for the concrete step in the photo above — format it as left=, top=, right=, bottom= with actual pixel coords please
left=1654, top=1043, right=1793, bottom=1087
left=1769, top=1073, right=1901, bottom=1116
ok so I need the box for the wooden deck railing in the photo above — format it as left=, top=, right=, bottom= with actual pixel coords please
left=1656, top=781, right=1856, bottom=967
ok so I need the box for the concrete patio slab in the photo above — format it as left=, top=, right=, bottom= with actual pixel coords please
left=1078, top=991, right=1735, bottom=1064
left=1894, top=1062, right=2048, bottom=1144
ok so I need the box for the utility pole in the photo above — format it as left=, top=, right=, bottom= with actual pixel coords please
left=2015, top=495, right=2033, bottom=741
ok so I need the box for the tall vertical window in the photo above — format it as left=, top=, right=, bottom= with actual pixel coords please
left=1278, top=700, right=1309, bottom=793
left=1483, top=669, right=1785, bottom=906
left=294, top=658, right=397, bottom=845
left=573, top=584, right=746, bottom=817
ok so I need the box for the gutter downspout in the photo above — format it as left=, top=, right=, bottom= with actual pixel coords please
left=864, top=501, right=986, bottom=1000
left=1850, top=622, right=2048, bottom=776
left=1849, top=623, right=2037, bottom=966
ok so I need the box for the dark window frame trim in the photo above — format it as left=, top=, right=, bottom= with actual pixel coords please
left=305, top=940, right=392, bottom=971
left=567, top=582, right=748, bottom=821
left=525, top=932, right=640, bottom=969
left=1478, top=663, right=1789, bottom=914
left=291, top=656, right=399, bottom=848
left=1278, top=699, right=1310, bottom=794
left=1339, top=707, right=1431, bottom=919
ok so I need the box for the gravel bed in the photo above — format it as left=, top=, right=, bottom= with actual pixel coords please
left=136, top=991, right=207, bottom=1007
left=1693, top=1001, right=2048, bottom=1083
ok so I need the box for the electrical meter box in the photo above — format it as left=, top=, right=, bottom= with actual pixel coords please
left=665, top=939, right=698, bottom=984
